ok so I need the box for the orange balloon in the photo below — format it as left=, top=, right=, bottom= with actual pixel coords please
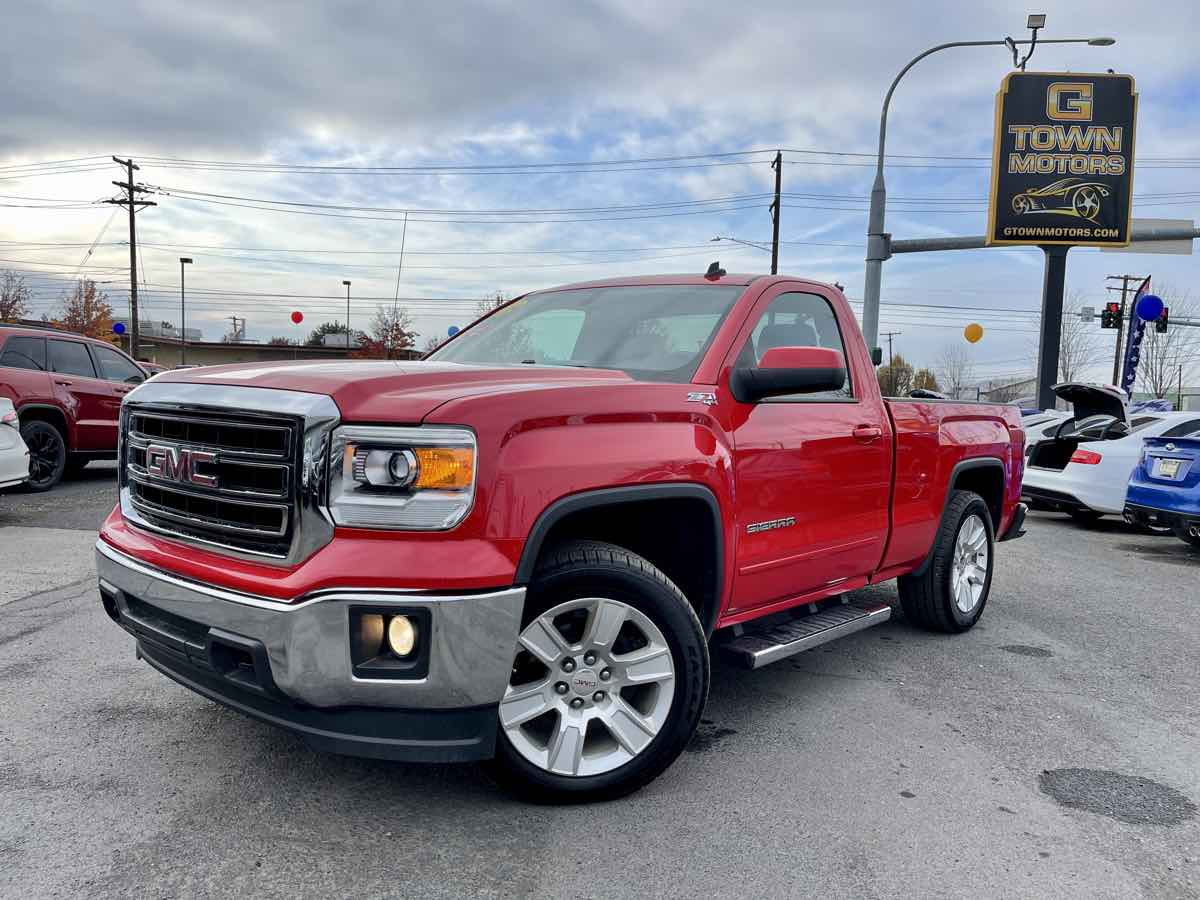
left=964, top=323, right=984, bottom=343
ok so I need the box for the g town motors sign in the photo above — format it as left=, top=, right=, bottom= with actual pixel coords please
left=987, top=72, right=1137, bottom=246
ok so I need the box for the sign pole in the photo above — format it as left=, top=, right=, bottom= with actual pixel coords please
left=1035, top=245, right=1069, bottom=410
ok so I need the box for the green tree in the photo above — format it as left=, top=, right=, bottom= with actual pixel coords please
left=877, top=353, right=914, bottom=396
left=912, top=368, right=940, bottom=392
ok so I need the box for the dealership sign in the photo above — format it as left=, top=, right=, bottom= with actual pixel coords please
left=987, top=72, right=1137, bottom=247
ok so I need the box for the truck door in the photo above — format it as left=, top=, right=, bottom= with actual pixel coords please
left=723, top=288, right=891, bottom=613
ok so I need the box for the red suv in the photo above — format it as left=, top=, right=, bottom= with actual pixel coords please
left=0, top=324, right=148, bottom=490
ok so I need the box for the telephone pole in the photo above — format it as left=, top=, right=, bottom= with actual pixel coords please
left=104, top=158, right=155, bottom=360
left=881, top=330, right=902, bottom=394
left=769, top=151, right=782, bottom=275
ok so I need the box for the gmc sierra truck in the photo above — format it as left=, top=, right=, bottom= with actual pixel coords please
left=96, top=272, right=1026, bottom=802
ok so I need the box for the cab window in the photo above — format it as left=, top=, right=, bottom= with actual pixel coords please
left=734, top=292, right=853, bottom=401
left=48, top=339, right=97, bottom=378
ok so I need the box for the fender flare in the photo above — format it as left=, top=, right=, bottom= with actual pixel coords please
left=15, top=403, right=72, bottom=449
left=910, top=457, right=1005, bottom=578
left=514, top=483, right=725, bottom=634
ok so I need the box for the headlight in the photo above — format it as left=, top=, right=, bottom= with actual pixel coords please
left=328, top=425, right=476, bottom=529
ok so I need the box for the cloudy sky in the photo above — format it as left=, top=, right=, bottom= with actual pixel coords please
left=3, top=0, right=1199, bottom=383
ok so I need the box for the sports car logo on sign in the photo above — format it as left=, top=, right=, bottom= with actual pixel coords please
left=1011, top=177, right=1111, bottom=223
left=144, top=443, right=219, bottom=488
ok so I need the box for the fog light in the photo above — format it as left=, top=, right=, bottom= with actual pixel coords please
left=387, top=615, right=417, bottom=657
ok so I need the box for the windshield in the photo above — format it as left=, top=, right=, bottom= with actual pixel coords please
left=429, top=284, right=744, bottom=383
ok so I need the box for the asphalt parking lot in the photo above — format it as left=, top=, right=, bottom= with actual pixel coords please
left=1, top=470, right=1198, bottom=899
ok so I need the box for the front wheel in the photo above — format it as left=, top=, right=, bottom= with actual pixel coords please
left=898, top=491, right=994, bottom=633
left=486, top=540, right=709, bottom=804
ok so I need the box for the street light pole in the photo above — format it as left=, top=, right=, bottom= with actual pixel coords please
left=343, top=280, right=352, bottom=350
left=179, top=257, right=192, bottom=365
left=861, top=25, right=1115, bottom=359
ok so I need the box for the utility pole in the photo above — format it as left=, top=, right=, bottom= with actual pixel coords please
left=343, top=280, right=352, bottom=348
left=227, top=316, right=245, bottom=343
left=179, top=258, right=192, bottom=365
left=769, top=151, right=782, bottom=276
left=104, top=157, right=155, bottom=360
left=881, top=331, right=902, bottom=394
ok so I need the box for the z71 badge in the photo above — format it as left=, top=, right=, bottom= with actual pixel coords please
left=747, top=516, right=796, bottom=535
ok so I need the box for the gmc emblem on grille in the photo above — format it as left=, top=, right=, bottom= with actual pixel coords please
left=144, top=444, right=219, bottom=488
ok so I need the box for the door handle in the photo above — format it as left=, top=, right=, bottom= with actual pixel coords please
left=853, top=424, right=883, bottom=441
left=54, top=379, right=74, bottom=387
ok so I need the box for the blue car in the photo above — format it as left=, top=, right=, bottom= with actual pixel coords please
left=1125, top=432, right=1200, bottom=549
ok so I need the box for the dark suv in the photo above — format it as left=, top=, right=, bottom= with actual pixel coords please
left=0, top=325, right=147, bottom=490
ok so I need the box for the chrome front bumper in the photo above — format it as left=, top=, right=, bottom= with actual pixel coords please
left=95, top=540, right=525, bottom=711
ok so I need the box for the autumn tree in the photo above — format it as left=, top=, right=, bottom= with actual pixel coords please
left=354, top=306, right=417, bottom=359
left=876, top=353, right=914, bottom=396
left=1, top=270, right=31, bottom=322
left=53, top=279, right=114, bottom=339
left=912, top=368, right=940, bottom=392
left=935, top=343, right=976, bottom=399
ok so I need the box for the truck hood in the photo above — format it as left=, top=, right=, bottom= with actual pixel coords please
left=156, top=360, right=633, bottom=422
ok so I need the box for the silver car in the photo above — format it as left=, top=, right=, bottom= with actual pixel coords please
left=0, top=398, right=30, bottom=491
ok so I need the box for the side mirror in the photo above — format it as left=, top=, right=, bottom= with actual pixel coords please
left=730, top=346, right=846, bottom=403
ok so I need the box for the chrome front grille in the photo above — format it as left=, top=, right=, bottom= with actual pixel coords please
left=119, top=383, right=340, bottom=564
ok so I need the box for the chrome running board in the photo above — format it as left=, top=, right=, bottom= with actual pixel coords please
left=719, top=600, right=892, bottom=669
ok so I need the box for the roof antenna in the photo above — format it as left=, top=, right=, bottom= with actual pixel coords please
left=705, top=261, right=726, bottom=279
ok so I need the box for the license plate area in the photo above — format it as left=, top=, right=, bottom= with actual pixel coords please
left=1154, top=458, right=1182, bottom=479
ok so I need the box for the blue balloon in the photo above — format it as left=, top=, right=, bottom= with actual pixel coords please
left=447, top=325, right=460, bottom=337
left=112, top=322, right=126, bottom=334
left=1136, top=294, right=1164, bottom=322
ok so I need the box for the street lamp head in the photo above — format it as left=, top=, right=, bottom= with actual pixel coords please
left=342, top=280, right=351, bottom=286
left=710, top=236, right=723, bottom=242
left=1088, top=37, right=1116, bottom=46
left=1026, top=14, right=1046, bottom=30
left=180, top=257, right=192, bottom=264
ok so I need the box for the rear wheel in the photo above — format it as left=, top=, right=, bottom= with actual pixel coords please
left=486, top=540, right=708, bottom=804
left=1172, top=521, right=1200, bottom=549
left=20, top=420, right=66, bottom=492
left=898, top=491, right=994, bottom=633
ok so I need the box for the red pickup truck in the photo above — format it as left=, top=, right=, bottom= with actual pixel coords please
left=96, top=273, right=1025, bottom=802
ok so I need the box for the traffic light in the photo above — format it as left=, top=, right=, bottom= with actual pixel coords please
left=1101, top=301, right=1121, bottom=329
left=1156, top=307, right=1169, bottom=333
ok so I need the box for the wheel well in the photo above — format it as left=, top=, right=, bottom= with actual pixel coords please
left=952, top=460, right=1004, bottom=529
left=518, top=488, right=723, bottom=635
left=17, top=405, right=70, bottom=449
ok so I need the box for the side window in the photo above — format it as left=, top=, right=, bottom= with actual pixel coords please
left=0, top=336, right=47, bottom=371
left=735, top=292, right=853, bottom=401
left=91, top=344, right=144, bottom=383
left=1162, top=418, right=1200, bottom=438
left=48, top=339, right=97, bottom=378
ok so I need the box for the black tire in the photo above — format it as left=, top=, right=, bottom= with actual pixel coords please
left=20, top=420, right=66, bottom=492
left=898, top=491, right=994, bottom=633
left=1172, top=521, right=1200, bottom=549
left=485, top=540, right=709, bottom=804
left=1067, top=508, right=1104, bottom=525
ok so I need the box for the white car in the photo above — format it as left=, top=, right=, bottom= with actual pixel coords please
left=0, top=398, right=31, bottom=491
left=1022, top=383, right=1200, bottom=530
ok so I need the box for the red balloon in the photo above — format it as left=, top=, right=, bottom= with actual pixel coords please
left=290, top=311, right=303, bottom=324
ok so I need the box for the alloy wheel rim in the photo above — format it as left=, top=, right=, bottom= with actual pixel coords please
left=1074, top=187, right=1100, bottom=220
left=500, top=596, right=676, bottom=778
left=951, top=514, right=989, bottom=614
left=26, top=430, right=61, bottom=484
